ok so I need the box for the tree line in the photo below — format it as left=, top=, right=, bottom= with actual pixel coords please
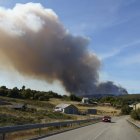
left=0, top=85, right=81, bottom=101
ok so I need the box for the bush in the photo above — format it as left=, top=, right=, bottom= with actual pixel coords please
left=70, top=94, right=81, bottom=102
left=0, top=114, right=35, bottom=126
left=38, top=96, right=49, bottom=101
left=131, top=108, right=140, bottom=120
left=121, top=105, right=132, bottom=115
left=47, top=112, right=73, bottom=119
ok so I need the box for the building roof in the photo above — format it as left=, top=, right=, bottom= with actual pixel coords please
left=11, top=104, right=24, bottom=109
left=0, top=100, right=11, bottom=105
left=56, top=103, right=72, bottom=109
left=132, top=102, right=139, bottom=105
left=82, top=97, right=89, bottom=100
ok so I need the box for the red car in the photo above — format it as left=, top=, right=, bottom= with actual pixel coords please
left=102, top=116, right=111, bottom=122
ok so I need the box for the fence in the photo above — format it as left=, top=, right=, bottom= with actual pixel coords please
left=0, top=118, right=100, bottom=140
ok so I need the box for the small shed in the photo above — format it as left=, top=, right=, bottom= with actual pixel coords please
left=54, top=104, right=79, bottom=114
left=11, top=104, right=27, bottom=110
left=87, top=109, right=97, bottom=114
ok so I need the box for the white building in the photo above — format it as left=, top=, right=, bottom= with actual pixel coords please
left=54, top=103, right=79, bottom=114
left=133, top=102, right=140, bottom=110
left=82, top=97, right=89, bottom=104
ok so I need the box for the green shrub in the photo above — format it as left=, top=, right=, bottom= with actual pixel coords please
left=131, top=108, right=140, bottom=120
left=0, top=114, right=35, bottom=126
left=47, top=112, right=73, bottom=119
left=38, top=96, right=49, bottom=101
left=69, top=94, right=81, bottom=102
left=121, top=105, right=132, bottom=115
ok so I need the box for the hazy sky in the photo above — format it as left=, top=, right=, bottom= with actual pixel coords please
left=0, top=0, right=140, bottom=94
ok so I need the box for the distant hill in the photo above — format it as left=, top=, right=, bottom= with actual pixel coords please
left=81, top=93, right=128, bottom=98
left=81, top=94, right=115, bottom=98
left=118, top=94, right=140, bottom=100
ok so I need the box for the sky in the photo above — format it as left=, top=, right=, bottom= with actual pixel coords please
left=0, top=0, right=140, bottom=94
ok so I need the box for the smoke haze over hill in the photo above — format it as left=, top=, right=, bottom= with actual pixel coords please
left=0, top=3, right=127, bottom=96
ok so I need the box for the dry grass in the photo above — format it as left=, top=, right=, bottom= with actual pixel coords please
left=77, top=105, right=120, bottom=116
left=0, top=96, right=120, bottom=127
left=5, top=119, right=100, bottom=140
left=0, top=96, right=121, bottom=139
left=49, top=98, right=120, bottom=116
left=48, top=98, right=79, bottom=106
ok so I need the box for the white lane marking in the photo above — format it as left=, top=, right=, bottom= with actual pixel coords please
left=92, top=125, right=111, bottom=140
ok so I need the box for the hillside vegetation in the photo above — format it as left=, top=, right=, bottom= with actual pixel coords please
left=0, top=85, right=140, bottom=126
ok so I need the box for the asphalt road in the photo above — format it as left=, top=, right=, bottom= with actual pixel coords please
left=40, top=116, right=140, bottom=140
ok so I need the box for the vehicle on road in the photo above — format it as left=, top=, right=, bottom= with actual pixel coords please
left=102, top=116, right=111, bottom=122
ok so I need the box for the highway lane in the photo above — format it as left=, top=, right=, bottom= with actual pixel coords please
left=40, top=116, right=140, bottom=140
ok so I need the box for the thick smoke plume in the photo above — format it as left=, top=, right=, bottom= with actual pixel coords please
left=0, top=3, right=127, bottom=96
left=96, top=81, right=128, bottom=96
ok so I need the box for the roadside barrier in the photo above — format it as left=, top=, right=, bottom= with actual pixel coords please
left=0, top=118, right=101, bottom=140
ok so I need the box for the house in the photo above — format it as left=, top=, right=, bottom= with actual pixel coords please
left=87, top=109, right=97, bottom=114
left=82, top=97, right=89, bottom=104
left=129, top=104, right=133, bottom=108
left=54, top=103, right=79, bottom=114
left=131, top=102, right=140, bottom=110
left=92, top=102, right=98, bottom=105
left=11, top=103, right=27, bottom=110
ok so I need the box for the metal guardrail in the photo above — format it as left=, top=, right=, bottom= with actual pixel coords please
left=0, top=118, right=100, bottom=140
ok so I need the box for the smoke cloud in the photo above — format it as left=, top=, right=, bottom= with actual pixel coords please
left=0, top=3, right=127, bottom=96
left=97, top=81, right=128, bottom=96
